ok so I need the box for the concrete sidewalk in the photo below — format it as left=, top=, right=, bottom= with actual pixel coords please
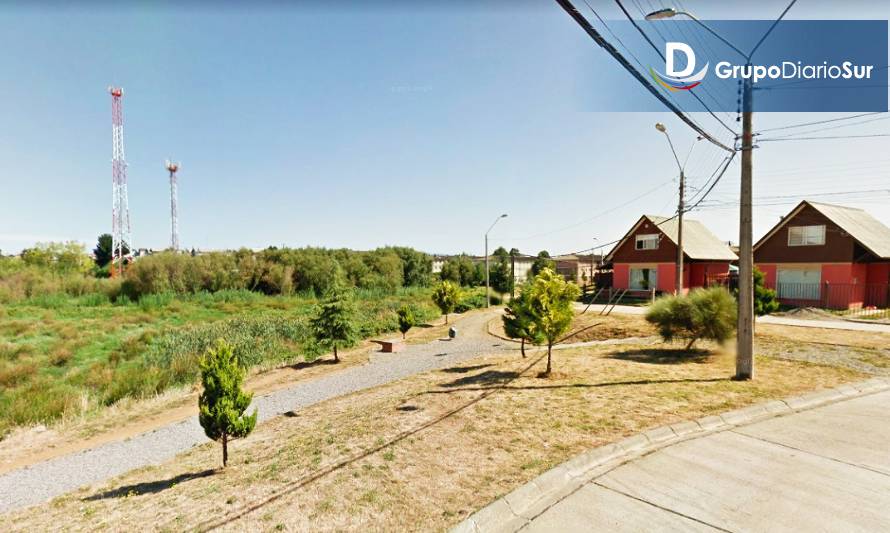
left=758, top=314, right=890, bottom=333
left=507, top=387, right=890, bottom=532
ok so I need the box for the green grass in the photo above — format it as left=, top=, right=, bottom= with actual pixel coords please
left=0, top=287, right=442, bottom=437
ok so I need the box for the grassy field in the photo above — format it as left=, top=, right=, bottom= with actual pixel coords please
left=6, top=314, right=877, bottom=531
left=0, top=287, right=452, bottom=436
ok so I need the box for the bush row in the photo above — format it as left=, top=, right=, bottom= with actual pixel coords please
left=0, top=245, right=433, bottom=303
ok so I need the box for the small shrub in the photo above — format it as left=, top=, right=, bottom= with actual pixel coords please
left=397, top=306, right=415, bottom=339
left=49, top=347, right=74, bottom=367
left=754, top=267, right=780, bottom=316
left=0, top=342, right=32, bottom=361
left=432, top=281, right=460, bottom=323
left=0, top=362, right=37, bottom=387
left=646, top=287, right=737, bottom=349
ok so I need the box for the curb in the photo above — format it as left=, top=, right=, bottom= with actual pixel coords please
left=450, top=376, right=890, bottom=533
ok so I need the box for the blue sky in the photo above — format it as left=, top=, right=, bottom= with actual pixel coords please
left=1, top=1, right=888, bottom=256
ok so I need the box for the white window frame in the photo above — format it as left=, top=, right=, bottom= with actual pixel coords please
left=635, top=234, right=659, bottom=251
left=787, top=225, right=826, bottom=247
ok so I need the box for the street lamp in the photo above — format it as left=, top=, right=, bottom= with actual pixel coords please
left=485, top=214, right=508, bottom=308
left=654, top=122, right=697, bottom=295
left=647, top=7, right=755, bottom=380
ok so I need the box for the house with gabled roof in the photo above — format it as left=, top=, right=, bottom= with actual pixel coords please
left=605, top=215, right=737, bottom=293
left=754, top=201, right=890, bottom=309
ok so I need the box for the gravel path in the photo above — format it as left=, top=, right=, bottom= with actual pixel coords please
left=0, top=310, right=508, bottom=514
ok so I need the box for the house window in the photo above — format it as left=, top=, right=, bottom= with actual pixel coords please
left=630, top=267, right=657, bottom=290
left=635, top=234, right=659, bottom=250
left=788, top=225, right=826, bottom=246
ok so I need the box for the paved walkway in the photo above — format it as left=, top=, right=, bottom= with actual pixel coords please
left=0, top=310, right=507, bottom=514
left=526, top=390, right=890, bottom=532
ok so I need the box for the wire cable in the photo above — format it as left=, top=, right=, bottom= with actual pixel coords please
left=756, top=112, right=885, bottom=133
left=614, top=0, right=738, bottom=136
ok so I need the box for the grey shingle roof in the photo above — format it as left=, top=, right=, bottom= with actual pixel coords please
left=607, top=215, right=737, bottom=261
left=807, top=202, right=890, bottom=259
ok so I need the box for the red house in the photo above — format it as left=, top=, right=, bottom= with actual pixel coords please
left=606, top=215, right=737, bottom=293
left=754, top=201, right=890, bottom=309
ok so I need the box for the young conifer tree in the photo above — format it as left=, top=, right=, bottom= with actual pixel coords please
left=198, top=340, right=257, bottom=468
left=310, top=279, right=357, bottom=362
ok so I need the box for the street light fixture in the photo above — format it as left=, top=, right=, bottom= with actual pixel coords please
left=485, top=214, right=508, bottom=308
left=644, top=8, right=677, bottom=21
left=647, top=6, right=755, bottom=380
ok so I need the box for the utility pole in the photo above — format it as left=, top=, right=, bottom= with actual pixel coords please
left=677, top=168, right=685, bottom=294
left=485, top=236, right=490, bottom=306
left=655, top=122, right=688, bottom=294
left=736, top=74, right=755, bottom=379
left=510, top=251, right=516, bottom=300
left=484, top=214, right=508, bottom=307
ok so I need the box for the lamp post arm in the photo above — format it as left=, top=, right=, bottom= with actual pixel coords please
left=662, top=132, right=683, bottom=173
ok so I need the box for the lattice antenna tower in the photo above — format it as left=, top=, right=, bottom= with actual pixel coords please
left=109, top=87, right=132, bottom=274
left=166, top=159, right=180, bottom=251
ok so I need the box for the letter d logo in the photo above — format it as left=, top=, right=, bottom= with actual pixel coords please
left=666, top=42, right=695, bottom=77
left=650, top=42, right=709, bottom=92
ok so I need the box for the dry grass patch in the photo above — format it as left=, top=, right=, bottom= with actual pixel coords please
left=490, top=310, right=656, bottom=344
left=6, top=340, right=862, bottom=532
left=757, top=323, right=890, bottom=350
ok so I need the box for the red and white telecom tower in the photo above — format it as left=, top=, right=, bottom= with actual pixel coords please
left=165, top=159, right=180, bottom=251
left=109, top=87, right=132, bottom=275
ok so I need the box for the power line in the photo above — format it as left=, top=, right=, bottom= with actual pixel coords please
left=502, top=179, right=675, bottom=241
left=548, top=150, right=737, bottom=257
left=756, top=115, right=890, bottom=140
left=553, top=0, right=734, bottom=152
left=759, top=133, right=890, bottom=142
left=614, top=0, right=738, bottom=136
left=756, top=112, right=885, bottom=133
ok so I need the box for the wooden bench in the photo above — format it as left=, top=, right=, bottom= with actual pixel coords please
left=371, top=339, right=406, bottom=353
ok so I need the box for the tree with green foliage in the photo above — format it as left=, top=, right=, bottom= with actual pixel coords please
left=310, top=281, right=357, bottom=362
left=526, top=268, right=581, bottom=375
left=93, top=234, right=115, bottom=268
left=502, top=282, right=543, bottom=357
left=530, top=250, right=556, bottom=279
left=21, top=241, right=93, bottom=274
left=198, top=339, right=257, bottom=468
left=645, top=287, right=737, bottom=349
left=490, top=247, right=513, bottom=299
left=432, top=280, right=460, bottom=324
left=753, top=267, right=780, bottom=316
left=389, top=246, right=433, bottom=287
left=397, top=305, right=416, bottom=339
